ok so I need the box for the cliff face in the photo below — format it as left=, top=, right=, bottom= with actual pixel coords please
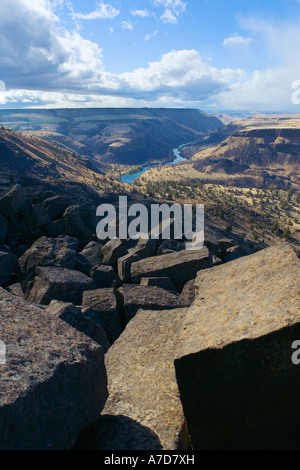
left=0, top=108, right=224, bottom=165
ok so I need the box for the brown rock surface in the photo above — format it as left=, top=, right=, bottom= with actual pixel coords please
left=131, top=246, right=211, bottom=287
left=175, top=243, right=300, bottom=450
left=76, top=307, right=191, bottom=450
left=0, top=288, right=108, bottom=450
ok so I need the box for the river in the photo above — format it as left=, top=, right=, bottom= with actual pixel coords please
left=120, top=142, right=192, bottom=185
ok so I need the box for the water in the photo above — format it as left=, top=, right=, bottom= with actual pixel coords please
left=120, top=142, right=191, bottom=184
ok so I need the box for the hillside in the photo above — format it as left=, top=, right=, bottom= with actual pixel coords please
left=0, top=108, right=223, bottom=165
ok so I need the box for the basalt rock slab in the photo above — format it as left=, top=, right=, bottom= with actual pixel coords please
left=26, top=266, right=96, bottom=305
left=78, top=307, right=191, bottom=451
left=82, top=288, right=123, bottom=342
left=120, top=284, right=181, bottom=323
left=0, top=288, right=108, bottom=450
left=131, top=246, right=211, bottom=288
left=174, top=243, right=300, bottom=450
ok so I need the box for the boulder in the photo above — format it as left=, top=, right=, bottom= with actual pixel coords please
left=63, top=205, right=86, bottom=237
left=18, top=235, right=79, bottom=277
left=101, top=238, right=128, bottom=267
left=0, top=288, right=108, bottom=450
left=174, top=243, right=300, bottom=450
left=131, top=246, right=211, bottom=288
left=82, top=288, right=123, bottom=342
left=79, top=241, right=103, bottom=270
left=45, top=300, right=110, bottom=353
left=0, top=184, right=26, bottom=219
left=26, top=266, right=96, bottom=305
left=40, top=195, right=71, bottom=221
left=117, top=251, right=142, bottom=283
left=91, top=265, right=121, bottom=289
left=120, top=284, right=181, bottom=323
left=140, top=277, right=177, bottom=292
left=75, top=307, right=191, bottom=450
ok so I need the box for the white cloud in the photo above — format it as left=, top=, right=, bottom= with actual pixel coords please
left=223, top=34, right=252, bottom=47
left=131, top=9, right=150, bottom=17
left=144, top=30, right=159, bottom=41
left=154, top=0, right=186, bottom=24
left=160, top=9, right=178, bottom=24
left=121, top=20, right=134, bottom=30
left=71, top=1, right=120, bottom=20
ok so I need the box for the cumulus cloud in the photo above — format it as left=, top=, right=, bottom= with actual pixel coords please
left=223, top=34, right=252, bottom=47
left=71, top=1, right=120, bottom=20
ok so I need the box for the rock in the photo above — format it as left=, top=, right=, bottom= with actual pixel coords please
left=45, top=300, right=110, bottom=353
left=80, top=307, right=191, bottom=450
left=101, top=238, right=128, bottom=267
left=40, top=195, right=71, bottom=221
left=79, top=241, right=103, bottom=270
left=174, top=243, right=300, bottom=450
left=0, top=215, right=8, bottom=244
left=217, top=238, right=234, bottom=254
left=63, top=205, right=86, bottom=237
left=131, top=246, right=211, bottom=288
left=0, top=184, right=26, bottom=219
left=91, top=265, right=121, bottom=289
left=6, top=283, right=24, bottom=298
left=23, top=204, right=51, bottom=230
left=26, top=266, right=96, bottom=305
left=73, top=415, right=164, bottom=450
left=157, top=239, right=185, bottom=255
left=82, top=288, right=123, bottom=342
left=45, top=219, right=66, bottom=238
left=18, top=235, right=79, bottom=277
left=117, top=251, right=142, bottom=283
left=140, top=277, right=177, bottom=292
left=120, top=284, right=181, bottom=323
left=0, top=288, right=108, bottom=450
left=178, top=280, right=196, bottom=307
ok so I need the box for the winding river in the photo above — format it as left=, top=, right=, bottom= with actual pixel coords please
left=120, top=142, right=192, bottom=185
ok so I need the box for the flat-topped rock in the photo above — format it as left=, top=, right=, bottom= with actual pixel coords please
left=26, top=266, right=96, bottom=305
left=120, top=284, right=181, bottom=323
left=175, top=243, right=300, bottom=450
left=0, top=288, right=108, bottom=450
left=131, top=246, right=211, bottom=288
left=75, top=307, right=191, bottom=451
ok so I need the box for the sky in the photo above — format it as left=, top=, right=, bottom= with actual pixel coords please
left=1, top=0, right=300, bottom=112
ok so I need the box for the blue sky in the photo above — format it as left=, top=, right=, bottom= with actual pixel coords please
left=1, top=0, right=300, bottom=111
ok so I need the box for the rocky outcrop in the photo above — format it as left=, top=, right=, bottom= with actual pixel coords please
left=174, top=243, right=300, bottom=450
left=0, top=288, right=108, bottom=450
left=131, top=246, right=211, bottom=288
left=26, top=266, right=96, bottom=305
left=75, top=307, right=190, bottom=450
left=0, top=245, right=17, bottom=287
